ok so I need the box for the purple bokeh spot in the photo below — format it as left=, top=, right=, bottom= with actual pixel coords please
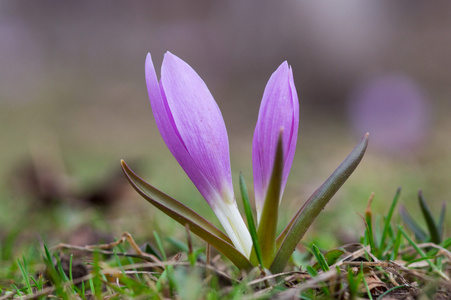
left=348, top=74, right=430, bottom=154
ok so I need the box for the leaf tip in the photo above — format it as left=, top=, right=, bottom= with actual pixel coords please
left=121, top=160, right=132, bottom=178
left=362, top=132, right=369, bottom=146
left=121, top=159, right=128, bottom=169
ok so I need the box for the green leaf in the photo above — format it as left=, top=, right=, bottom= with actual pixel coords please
left=121, top=160, right=254, bottom=270
left=376, top=285, right=408, bottom=300
left=323, top=248, right=345, bottom=266
left=307, top=263, right=330, bottom=296
left=256, top=133, right=283, bottom=268
left=399, top=205, right=427, bottom=242
left=311, top=247, right=344, bottom=272
left=142, top=242, right=163, bottom=261
left=398, top=225, right=449, bottom=280
left=379, top=187, right=401, bottom=256
left=362, top=276, right=373, bottom=300
left=347, top=264, right=364, bottom=299
left=306, top=265, right=318, bottom=277
left=43, top=244, right=61, bottom=286
left=311, top=244, right=329, bottom=272
left=239, top=173, right=263, bottom=267
left=270, top=133, right=369, bottom=274
left=392, top=228, right=402, bottom=261
left=166, top=237, right=189, bottom=253
left=364, top=193, right=377, bottom=254
left=440, top=237, right=451, bottom=249
left=405, top=255, right=439, bottom=267
left=418, top=191, right=440, bottom=244
left=17, top=256, right=32, bottom=295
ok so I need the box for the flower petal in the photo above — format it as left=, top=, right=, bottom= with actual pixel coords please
left=145, top=52, right=252, bottom=256
left=252, top=61, right=299, bottom=220
left=146, top=53, right=232, bottom=206
left=160, top=52, right=234, bottom=203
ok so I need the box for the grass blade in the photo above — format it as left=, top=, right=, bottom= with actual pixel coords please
left=441, top=237, right=451, bottom=248
left=239, top=173, right=263, bottom=267
left=17, top=256, right=32, bottom=294
left=363, top=193, right=376, bottom=253
left=398, top=225, right=449, bottom=280
left=311, top=244, right=329, bottom=272
left=347, top=265, right=363, bottom=299
left=121, top=160, right=253, bottom=270
left=376, top=285, right=408, bottom=300
left=153, top=231, right=167, bottom=261
left=391, top=228, right=402, bottom=260
left=42, top=244, right=61, bottom=286
left=399, top=205, right=427, bottom=242
left=312, top=248, right=345, bottom=271
left=270, top=133, right=368, bottom=273
left=379, top=187, right=401, bottom=256
left=418, top=191, right=440, bottom=244
left=363, top=276, right=374, bottom=300
left=143, top=242, right=163, bottom=261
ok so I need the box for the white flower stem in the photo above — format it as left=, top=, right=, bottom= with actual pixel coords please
left=213, top=200, right=252, bottom=258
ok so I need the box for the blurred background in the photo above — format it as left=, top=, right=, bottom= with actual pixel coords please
left=2, top=1, right=451, bottom=252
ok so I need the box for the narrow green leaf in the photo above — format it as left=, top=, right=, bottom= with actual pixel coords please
left=113, top=250, right=126, bottom=275
left=418, top=191, right=440, bottom=244
left=306, top=265, right=318, bottom=277
left=399, top=205, right=427, bottom=242
left=69, top=254, right=74, bottom=283
left=398, top=225, right=449, bottom=280
left=55, top=255, right=70, bottom=282
left=43, top=244, right=61, bottom=286
left=376, top=285, right=408, bottom=300
left=270, top=133, right=369, bottom=274
left=440, top=237, right=451, bottom=249
left=143, top=242, right=163, bottom=261
left=360, top=212, right=376, bottom=254
left=405, top=255, right=439, bottom=267
left=121, top=160, right=253, bottom=270
left=166, top=237, right=189, bottom=253
left=88, top=278, right=96, bottom=297
left=347, top=263, right=364, bottom=298
left=323, top=248, right=345, bottom=266
left=311, top=244, right=329, bottom=272
left=239, top=173, right=263, bottom=267
left=256, top=133, right=283, bottom=268
left=12, top=284, right=22, bottom=298
left=307, top=263, right=330, bottom=296
left=30, top=275, right=43, bottom=291
left=364, top=193, right=377, bottom=253
left=379, top=187, right=401, bottom=256
left=17, top=257, right=32, bottom=294
left=153, top=231, right=167, bottom=261
left=363, top=276, right=374, bottom=300
left=392, top=228, right=402, bottom=260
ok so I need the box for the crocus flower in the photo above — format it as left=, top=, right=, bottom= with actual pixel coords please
left=252, top=62, right=299, bottom=222
left=145, top=52, right=252, bottom=257
left=123, top=52, right=367, bottom=271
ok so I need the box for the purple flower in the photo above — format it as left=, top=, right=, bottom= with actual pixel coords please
left=145, top=52, right=252, bottom=256
left=252, top=62, right=299, bottom=221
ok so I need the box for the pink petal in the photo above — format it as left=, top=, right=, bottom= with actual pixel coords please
left=145, top=52, right=233, bottom=206
left=145, top=53, right=252, bottom=256
left=252, top=62, right=299, bottom=215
